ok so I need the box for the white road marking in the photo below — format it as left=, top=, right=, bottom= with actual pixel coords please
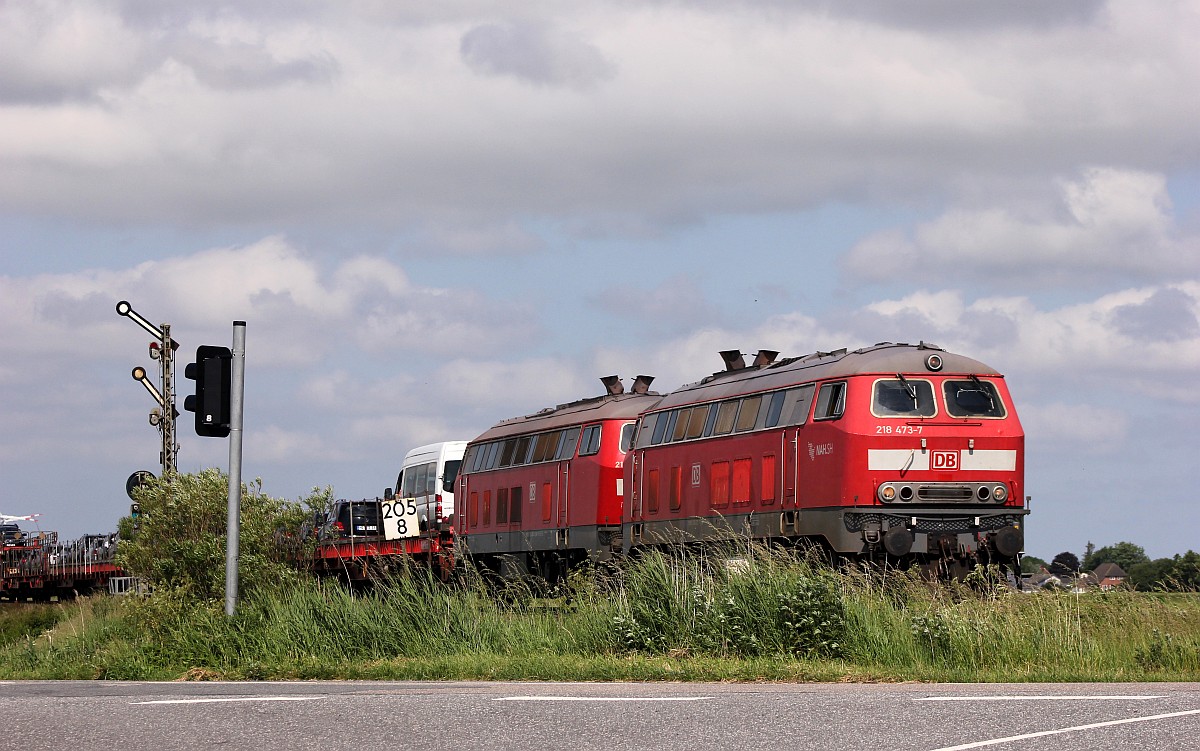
left=132, top=696, right=323, bottom=705
left=919, top=695, right=1164, bottom=701
left=496, top=696, right=711, bottom=702
left=927, top=708, right=1200, bottom=751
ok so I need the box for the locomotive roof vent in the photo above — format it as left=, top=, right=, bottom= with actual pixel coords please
left=752, top=350, right=779, bottom=368
left=600, top=375, right=624, bottom=395
left=720, top=350, right=746, bottom=371
left=631, top=375, right=655, bottom=394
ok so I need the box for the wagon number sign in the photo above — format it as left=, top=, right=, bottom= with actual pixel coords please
left=382, top=498, right=421, bottom=540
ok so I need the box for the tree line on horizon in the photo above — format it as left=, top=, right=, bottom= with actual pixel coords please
left=1022, top=541, right=1199, bottom=591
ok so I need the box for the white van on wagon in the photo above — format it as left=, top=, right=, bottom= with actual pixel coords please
left=386, top=441, right=468, bottom=531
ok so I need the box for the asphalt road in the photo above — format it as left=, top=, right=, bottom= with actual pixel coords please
left=1, top=680, right=1198, bottom=750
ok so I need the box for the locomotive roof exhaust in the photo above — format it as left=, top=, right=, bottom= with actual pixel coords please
left=720, top=350, right=746, bottom=371
left=721, top=349, right=778, bottom=371
left=600, top=375, right=624, bottom=395
left=599, top=374, right=655, bottom=395
left=753, top=350, right=779, bottom=367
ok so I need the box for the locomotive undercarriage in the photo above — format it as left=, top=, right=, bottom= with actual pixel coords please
left=461, top=525, right=622, bottom=584
left=621, top=505, right=1027, bottom=580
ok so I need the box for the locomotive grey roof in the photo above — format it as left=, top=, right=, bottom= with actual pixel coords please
left=472, top=391, right=662, bottom=443
left=651, top=342, right=1003, bottom=412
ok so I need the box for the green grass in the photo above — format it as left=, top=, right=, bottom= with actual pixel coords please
left=2, top=549, right=1198, bottom=682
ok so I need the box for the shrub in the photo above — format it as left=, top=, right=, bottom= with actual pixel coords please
left=117, top=469, right=328, bottom=601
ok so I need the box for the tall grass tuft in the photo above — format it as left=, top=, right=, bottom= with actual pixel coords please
left=610, top=545, right=845, bottom=658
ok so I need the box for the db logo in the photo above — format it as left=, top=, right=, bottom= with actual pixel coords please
left=931, top=450, right=959, bottom=471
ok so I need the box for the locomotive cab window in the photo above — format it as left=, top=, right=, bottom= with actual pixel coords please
left=944, top=379, right=1007, bottom=418
left=580, top=424, right=602, bottom=456
left=636, top=413, right=660, bottom=448
left=620, top=422, right=636, bottom=452
left=813, top=382, right=846, bottom=421
left=872, top=378, right=936, bottom=418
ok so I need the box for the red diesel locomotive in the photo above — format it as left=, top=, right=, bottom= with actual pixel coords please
left=456, top=375, right=659, bottom=580
left=625, top=342, right=1026, bottom=577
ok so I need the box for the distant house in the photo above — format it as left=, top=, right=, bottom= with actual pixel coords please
left=1090, top=562, right=1128, bottom=590
left=1023, top=569, right=1063, bottom=590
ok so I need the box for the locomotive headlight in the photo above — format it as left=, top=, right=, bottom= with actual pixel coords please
left=878, top=484, right=896, bottom=503
left=992, top=485, right=1008, bottom=502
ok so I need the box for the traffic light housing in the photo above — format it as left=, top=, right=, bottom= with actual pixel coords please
left=184, top=345, right=233, bottom=437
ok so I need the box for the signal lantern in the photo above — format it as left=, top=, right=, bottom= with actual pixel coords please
left=183, top=345, right=233, bottom=438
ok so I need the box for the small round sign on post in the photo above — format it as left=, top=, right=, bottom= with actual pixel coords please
left=126, top=470, right=156, bottom=501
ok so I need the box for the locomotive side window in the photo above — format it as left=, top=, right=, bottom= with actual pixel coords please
left=671, top=408, right=692, bottom=442
left=782, top=385, right=815, bottom=425
left=872, top=378, right=936, bottom=418
left=685, top=405, right=708, bottom=439
left=515, top=435, right=534, bottom=465
left=702, top=404, right=720, bottom=436
left=712, top=400, right=738, bottom=435
left=814, top=382, right=846, bottom=421
left=498, top=439, right=518, bottom=467
left=944, top=380, right=1007, bottom=418
left=763, top=391, right=787, bottom=428
left=660, top=411, right=679, bottom=444
left=531, top=431, right=558, bottom=462
left=734, top=396, right=762, bottom=432
left=555, top=427, right=581, bottom=459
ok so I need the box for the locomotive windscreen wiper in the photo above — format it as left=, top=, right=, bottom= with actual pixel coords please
left=896, top=373, right=917, bottom=402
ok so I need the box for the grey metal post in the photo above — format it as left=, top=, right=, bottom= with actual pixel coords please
left=225, top=321, right=247, bottom=617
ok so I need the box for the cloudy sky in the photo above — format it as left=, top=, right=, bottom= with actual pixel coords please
left=2, top=0, right=1197, bottom=560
